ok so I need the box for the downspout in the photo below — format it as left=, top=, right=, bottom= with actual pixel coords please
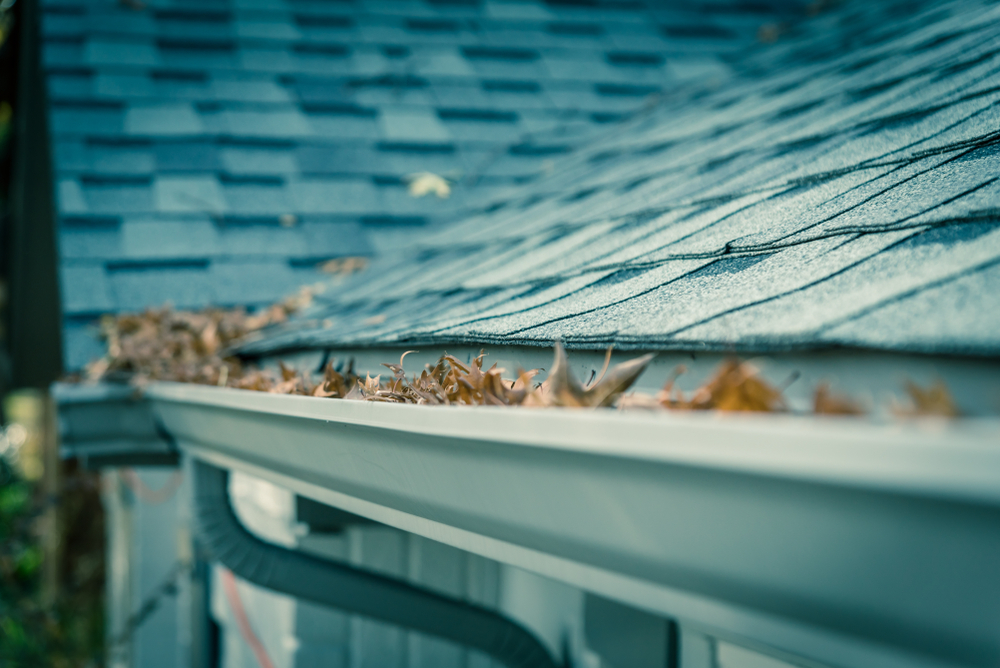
left=191, top=459, right=562, bottom=668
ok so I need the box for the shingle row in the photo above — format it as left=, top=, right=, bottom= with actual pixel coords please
left=240, top=0, right=1000, bottom=359
left=39, top=0, right=812, bottom=369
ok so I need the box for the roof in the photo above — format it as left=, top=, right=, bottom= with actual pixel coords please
left=235, top=0, right=1000, bottom=360
left=40, top=0, right=799, bottom=370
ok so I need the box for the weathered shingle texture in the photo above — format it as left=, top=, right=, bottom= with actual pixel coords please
left=238, top=0, right=1000, bottom=358
left=43, top=0, right=795, bottom=368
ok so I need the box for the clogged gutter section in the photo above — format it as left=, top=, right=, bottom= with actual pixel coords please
left=74, top=303, right=968, bottom=418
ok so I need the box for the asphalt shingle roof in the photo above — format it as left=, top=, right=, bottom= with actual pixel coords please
left=43, top=0, right=797, bottom=368
left=233, top=0, right=1000, bottom=359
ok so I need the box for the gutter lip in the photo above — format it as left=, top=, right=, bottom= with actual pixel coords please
left=144, top=381, right=1000, bottom=507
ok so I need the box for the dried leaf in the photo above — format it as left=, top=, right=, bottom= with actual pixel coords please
left=279, top=362, right=297, bottom=382
left=587, top=352, right=656, bottom=407
left=80, top=293, right=953, bottom=420
left=382, top=350, right=417, bottom=379
left=405, top=172, right=451, bottom=199
left=319, top=257, right=368, bottom=276
left=664, top=359, right=785, bottom=412
left=585, top=347, right=614, bottom=390
left=82, top=296, right=316, bottom=391
left=813, top=384, right=865, bottom=415
left=896, top=380, right=960, bottom=417
left=530, top=342, right=654, bottom=408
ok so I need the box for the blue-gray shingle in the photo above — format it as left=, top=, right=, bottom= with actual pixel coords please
left=47, top=0, right=916, bottom=368
left=233, top=0, right=1000, bottom=359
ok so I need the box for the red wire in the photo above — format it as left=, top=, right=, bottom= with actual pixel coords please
left=220, top=568, right=277, bottom=668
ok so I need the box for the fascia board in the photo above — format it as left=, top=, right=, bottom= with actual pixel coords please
left=142, top=381, right=1000, bottom=668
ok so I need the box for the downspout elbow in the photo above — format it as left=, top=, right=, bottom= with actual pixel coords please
left=192, top=459, right=561, bottom=668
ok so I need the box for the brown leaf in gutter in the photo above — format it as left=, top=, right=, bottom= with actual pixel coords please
left=813, top=384, right=865, bottom=415
left=84, top=293, right=317, bottom=389
left=327, top=350, right=545, bottom=407
left=653, top=365, right=687, bottom=408
left=895, top=380, right=960, bottom=418
left=590, top=353, right=656, bottom=406
left=232, top=369, right=274, bottom=393
left=279, top=361, right=297, bottom=382
left=353, top=374, right=383, bottom=400
left=78, top=291, right=968, bottom=417
left=662, top=359, right=785, bottom=412
left=528, top=342, right=655, bottom=408
left=382, top=351, right=418, bottom=385
left=312, top=360, right=358, bottom=398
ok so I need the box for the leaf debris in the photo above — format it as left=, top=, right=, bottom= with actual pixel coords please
left=318, top=257, right=368, bottom=276
left=526, top=342, right=654, bottom=408
left=894, top=380, right=961, bottom=418
left=405, top=172, right=452, bottom=199
left=657, top=359, right=786, bottom=413
left=79, top=304, right=962, bottom=417
left=813, top=384, right=866, bottom=415
left=82, top=288, right=316, bottom=387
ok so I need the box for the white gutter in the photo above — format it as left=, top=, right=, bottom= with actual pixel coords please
left=60, top=381, right=1000, bottom=668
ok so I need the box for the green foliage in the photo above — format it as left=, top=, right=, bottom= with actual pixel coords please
left=0, top=456, right=104, bottom=668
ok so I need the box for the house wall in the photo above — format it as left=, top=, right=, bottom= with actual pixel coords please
left=102, top=467, right=188, bottom=668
